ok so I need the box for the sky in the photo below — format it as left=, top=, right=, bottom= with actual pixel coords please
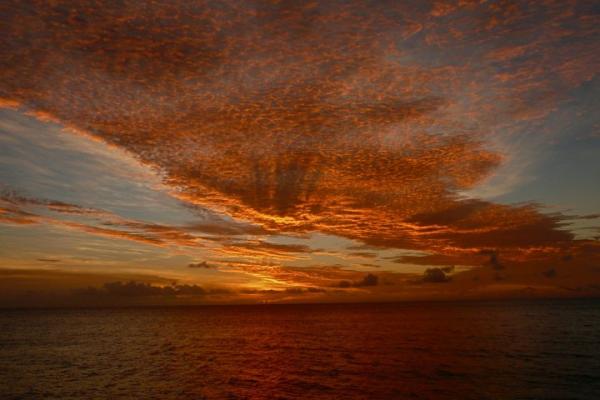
left=0, top=0, right=599, bottom=306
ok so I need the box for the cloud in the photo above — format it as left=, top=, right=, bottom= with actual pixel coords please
left=0, top=268, right=179, bottom=307
left=102, top=281, right=185, bottom=297
left=0, top=0, right=598, bottom=299
left=240, top=286, right=327, bottom=296
left=0, top=189, right=204, bottom=248
left=76, top=280, right=319, bottom=300
left=1, top=188, right=102, bottom=215
left=356, top=273, right=379, bottom=287
left=188, top=261, right=214, bottom=269
left=187, top=222, right=267, bottom=236
left=479, top=250, right=504, bottom=271
left=422, top=266, right=454, bottom=283
left=76, top=280, right=255, bottom=299
left=337, top=280, right=352, bottom=289
left=335, top=273, right=379, bottom=288
left=214, top=240, right=313, bottom=260
left=360, top=263, right=380, bottom=269
left=349, top=252, right=377, bottom=259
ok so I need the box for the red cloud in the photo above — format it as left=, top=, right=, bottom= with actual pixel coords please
left=0, top=0, right=598, bottom=298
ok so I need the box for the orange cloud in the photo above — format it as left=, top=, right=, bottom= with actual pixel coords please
left=0, top=189, right=203, bottom=248
left=0, top=0, right=598, bottom=300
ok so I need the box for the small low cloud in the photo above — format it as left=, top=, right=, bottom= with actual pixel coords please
left=336, top=273, right=379, bottom=288
left=422, top=266, right=454, bottom=283
left=356, top=273, right=379, bottom=287
left=337, top=280, right=352, bottom=288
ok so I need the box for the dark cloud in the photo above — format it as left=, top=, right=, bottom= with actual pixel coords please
left=0, top=268, right=185, bottom=307
left=480, top=250, right=504, bottom=271
left=335, top=273, right=379, bottom=288
left=356, top=273, right=379, bottom=287
left=101, top=281, right=206, bottom=297
left=337, top=280, right=352, bottom=289
left=422, top=267, right=454, bottom=283
left=74, top=281, right=238, bottom=299
left=174, top=284, right=208, bottom=296
left=284, top=286, right=326, bottom=294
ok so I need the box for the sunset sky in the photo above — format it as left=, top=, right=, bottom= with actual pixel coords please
left=1, top=0, right=599, bottom=306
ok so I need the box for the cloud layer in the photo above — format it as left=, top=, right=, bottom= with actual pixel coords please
left=0, top=0, right=598, bottom=303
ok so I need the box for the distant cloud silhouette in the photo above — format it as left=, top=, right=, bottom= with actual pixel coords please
left=335, top=273, right=379, bottom=288
left=356, top=273, right=379, bottom=287
left=422, top=267, right=454, bottom=283
left=102, top=281, right=206, bottom=297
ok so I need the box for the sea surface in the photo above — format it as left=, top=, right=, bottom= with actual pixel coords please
left=1, top=300, right=599, bottom=399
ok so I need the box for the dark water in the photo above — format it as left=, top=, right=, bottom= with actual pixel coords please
left=1, top=300, right=599, bottom=399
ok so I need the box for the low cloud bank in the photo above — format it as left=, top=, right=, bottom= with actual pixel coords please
left=76, top=281, right=209, bottom=297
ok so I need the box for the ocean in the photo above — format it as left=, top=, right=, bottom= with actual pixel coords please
left=1, top=300, right=599, bottom=399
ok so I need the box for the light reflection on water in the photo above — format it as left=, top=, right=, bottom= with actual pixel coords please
left=1, top=300, right=599, bottom=399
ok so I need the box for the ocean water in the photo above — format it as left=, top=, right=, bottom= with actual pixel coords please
left=1, top=300, right=599, bottom=399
